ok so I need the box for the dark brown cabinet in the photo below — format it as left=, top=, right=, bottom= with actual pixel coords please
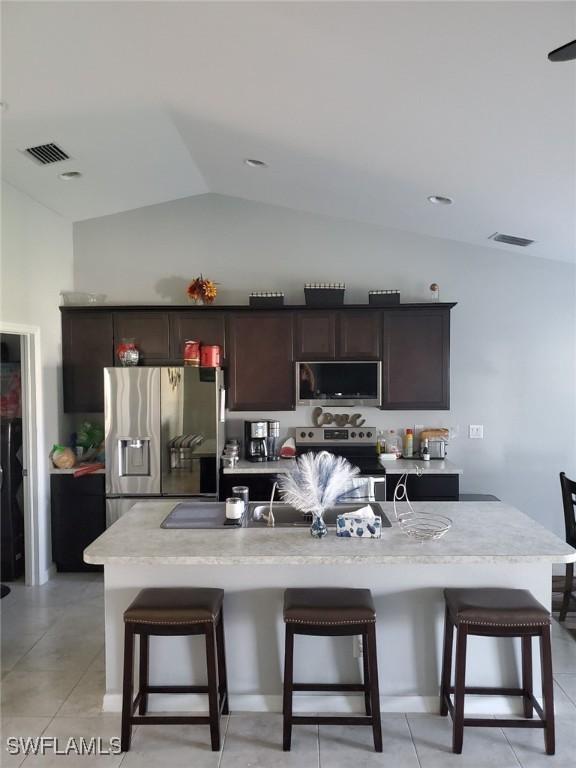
left=228, top=312, right=294, bottom=410
left=62, top=311, right=114, bottom=412
left=169, top=312, right=226, bottom=362
left=51, top=473, right=105, bottom=572
left=338, top=311, right=381, bottom=359
left=294, top=311, right=336, bottom=359
left=61, top=303, right=454, bottom=413
left=382, top=309, right=450, bottom=409
left=113, top=311, right=170, bottom=364
left=294, top=310, right=381, bottom=360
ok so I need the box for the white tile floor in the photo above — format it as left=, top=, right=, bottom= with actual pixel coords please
left=1, top=574, right=575, bottom=767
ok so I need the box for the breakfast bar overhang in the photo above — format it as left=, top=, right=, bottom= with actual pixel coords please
left=84, top=501, right=576, bottom=716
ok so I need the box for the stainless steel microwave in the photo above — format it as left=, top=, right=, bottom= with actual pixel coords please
left=296, top=361, right=382, bottom=407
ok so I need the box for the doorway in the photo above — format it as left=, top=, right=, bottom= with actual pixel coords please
left=0, top=324, right=41, bottom=586
left=1, top=334, right=25, bottom=588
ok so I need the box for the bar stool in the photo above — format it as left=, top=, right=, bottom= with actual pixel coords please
left=120, top=587, right=229, bottom=752
left=440, top=587, right=555, bottom=755
left=282, top=587, right=382, bottom=752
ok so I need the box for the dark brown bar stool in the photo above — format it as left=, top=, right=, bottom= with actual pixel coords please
left=120, top=588, right=228, bottom=753
left=282, top=588, right=382, bottom=753
left=559, top=472, right=576, bottom=622
left=440, top=587, right=555, bottom=755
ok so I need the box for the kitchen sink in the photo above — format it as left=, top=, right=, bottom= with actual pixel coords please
left=247, top=502, right=390, bottom=528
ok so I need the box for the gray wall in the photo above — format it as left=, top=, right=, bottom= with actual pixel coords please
left=74, top=193, right=576, bottom=536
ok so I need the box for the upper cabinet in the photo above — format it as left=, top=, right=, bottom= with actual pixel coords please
left=169, top=312, right=226, bottom=363
left=337, top=311, right=381, bottom=359
left=294, top=311, right=336, bottom=359
left=294, top=310, right=380, bottom=360
left=61, top=303, right=454, bottom=413
left=381, top=308, right=450, bottom=410
left=227, top=312, right=295, bottom=410
left=62, top=311, right=114, bottom=412
left=113, top=311, right=170, bottom=364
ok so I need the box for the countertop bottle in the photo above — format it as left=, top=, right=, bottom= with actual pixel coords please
left=421, top=438, right=430, bottom=461
left=403, top=428, right=414, bottom=458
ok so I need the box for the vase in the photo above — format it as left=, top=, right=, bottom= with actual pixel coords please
left=310, top=511, right=328, bottom=539
left=116, top=339, right=139, bottom=367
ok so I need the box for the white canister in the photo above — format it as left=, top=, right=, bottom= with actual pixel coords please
left=226, top=497, right=244, bottom=520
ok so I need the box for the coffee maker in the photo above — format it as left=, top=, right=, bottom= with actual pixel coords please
left=244, top=420, right=268, bottom=462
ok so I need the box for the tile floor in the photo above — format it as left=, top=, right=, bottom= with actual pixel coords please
left=1, top=574, right=575, bottom=767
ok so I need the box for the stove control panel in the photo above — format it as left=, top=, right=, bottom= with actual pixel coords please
left=295, top=427, right=377, bottom=445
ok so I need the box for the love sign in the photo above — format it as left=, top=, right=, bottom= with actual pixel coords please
left=311, top=406, right=366, bottom=428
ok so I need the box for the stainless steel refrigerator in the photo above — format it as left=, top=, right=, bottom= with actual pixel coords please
left=104, top=367, right=225, bottom=525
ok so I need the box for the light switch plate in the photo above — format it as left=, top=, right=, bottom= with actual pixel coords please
left=469, top=425, right=484, bottom=439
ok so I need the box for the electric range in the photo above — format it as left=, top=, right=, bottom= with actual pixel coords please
left=294, top=426, right=386, bottom=475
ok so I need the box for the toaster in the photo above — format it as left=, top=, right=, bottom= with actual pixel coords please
left=428, top=439, right=447, bottom=459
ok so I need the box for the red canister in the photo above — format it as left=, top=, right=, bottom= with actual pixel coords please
left=183, top=340, right=200, bottom=366
left=200, top=344, right=222, bottom=368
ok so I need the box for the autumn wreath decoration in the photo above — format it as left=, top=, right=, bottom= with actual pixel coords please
left=187, top=275, right=218, bottom=304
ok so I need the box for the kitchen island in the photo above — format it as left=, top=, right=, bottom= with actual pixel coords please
left=84, top=501, right=575, bottom=716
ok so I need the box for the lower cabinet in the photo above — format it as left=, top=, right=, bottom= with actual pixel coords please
left=219, top=472, right=281, bottom=502
left=385, top=474, right=459, bottom=501
left=220, top=471, right=459, bottom=502
left=51, top=474, right=106, bottom=572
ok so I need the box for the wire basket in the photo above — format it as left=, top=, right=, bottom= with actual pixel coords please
left=393, top=472, right=452, bottom=541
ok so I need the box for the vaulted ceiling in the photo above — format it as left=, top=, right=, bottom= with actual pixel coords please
left=2, top=1, right=575, bottom=261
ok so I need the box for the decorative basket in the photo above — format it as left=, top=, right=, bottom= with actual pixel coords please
left=304, top=283, right=345, bottom=307
left=393, top=472, right=452, bottom=541
left=249, top=292, right=285, bottom=307
left=368, top=290, right=400, bottom=306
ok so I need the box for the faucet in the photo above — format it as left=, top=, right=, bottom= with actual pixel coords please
left=260, top=481, right=277, bottom=527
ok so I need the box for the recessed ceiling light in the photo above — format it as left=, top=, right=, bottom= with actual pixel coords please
left=244, top=158, right=268, bottom=168
left=58, top=171, right=82, bottom=180
left=427, top=195, right=453, bottom=205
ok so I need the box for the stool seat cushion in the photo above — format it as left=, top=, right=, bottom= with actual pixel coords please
left=444, top=588, right=550, bottom=627
left=284, top=588, right=375, bottom=625
left=124, top=588, right=224, bottom=625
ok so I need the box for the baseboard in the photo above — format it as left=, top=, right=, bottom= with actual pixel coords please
left=102, top=692, right=536, bottom=716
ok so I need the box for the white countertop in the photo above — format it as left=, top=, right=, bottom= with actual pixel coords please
left=223, top=458, right=462, bottom=475
left=84, top=500, right=575, bottom=566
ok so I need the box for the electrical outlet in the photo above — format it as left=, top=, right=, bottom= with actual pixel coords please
left=469, top=425, right=484, bottom=439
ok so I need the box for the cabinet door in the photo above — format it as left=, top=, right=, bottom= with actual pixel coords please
left=50, top=474, right=105, bottom=571
left=294, top=311, right=336, bottom=359
left=382, top=309, right=450, bottom=409
left=113, top=312, right=170, bottom=364
left=62, top=311, right=114, bottom=412
left=169, top=312, right=226, bottom=362
left=228, top=312, right=294, bottom=410
left=337, top=311, right=381, bottom=359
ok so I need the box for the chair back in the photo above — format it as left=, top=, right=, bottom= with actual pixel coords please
left=559, top=472, right=576, bottom=547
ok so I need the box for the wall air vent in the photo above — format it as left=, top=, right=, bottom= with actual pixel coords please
left=489, top=232, right=535, bottom=247
left=22, top=142, right=70, bottom=165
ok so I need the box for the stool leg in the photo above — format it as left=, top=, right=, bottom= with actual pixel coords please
left=362, top=631, right=371, bottom=716
left=121, top=624, right=135, bottom=752
left=216, top=609, right=229, bottom=715
left=559, top=562, right=574, bottom=622
left=452, top=625, right=467, bottom=755
left=521, top=635, right=533, bottom=719
left=539, top=625, right=555, bottom=756
left=205, top=622, right=221, bottom=751
left=366, top=623, right=382, bottom=753
left=138, top=633, right=149, bottom=716
left=440, top=606, right=454, bottom=716
left=283, top=625, right=294, bottom=752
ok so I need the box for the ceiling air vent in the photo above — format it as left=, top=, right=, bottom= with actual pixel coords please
left=489, top=232, right=535, bottom=247
left=23, top=142, right=70, bottom=165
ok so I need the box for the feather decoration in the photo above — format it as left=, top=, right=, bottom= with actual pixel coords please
left=277, top=451, right=361, bottom=515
